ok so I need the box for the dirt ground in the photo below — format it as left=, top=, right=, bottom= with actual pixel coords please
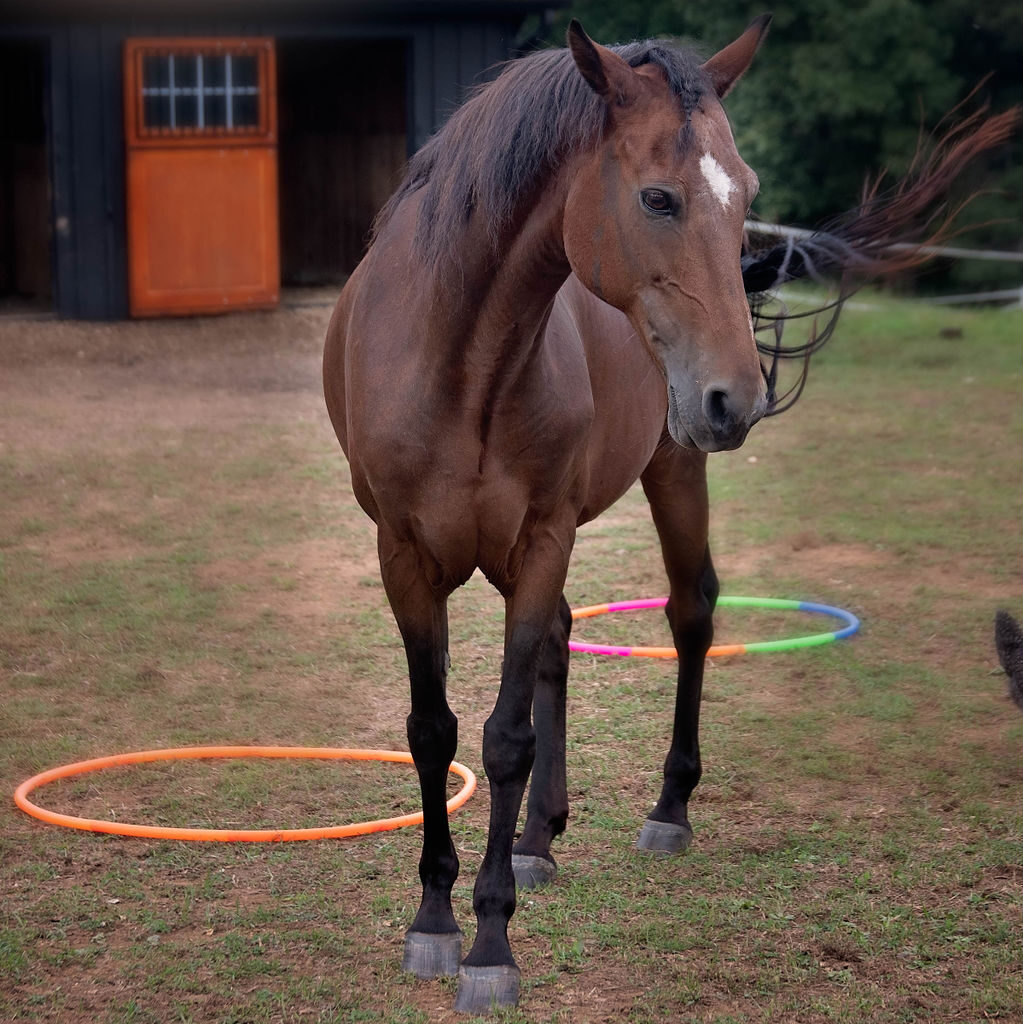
left=0, top=289, right=387, bottom=633
left=0, top=290, right=333, bottom=450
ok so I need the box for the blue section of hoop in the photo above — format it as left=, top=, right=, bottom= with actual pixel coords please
left=796, top=600, right=861, bottom=640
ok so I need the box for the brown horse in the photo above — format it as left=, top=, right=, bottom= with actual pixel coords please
left=323, top=18, right=1014, bottom=1013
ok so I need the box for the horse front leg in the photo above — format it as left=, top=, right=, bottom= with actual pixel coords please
left=512, top=594, right=572, bottom=890
left=637, top=446, right=716, bottom=856
left=455, top=546, right=571, bottom=1014
left=378, top=533, right=462, bottom=978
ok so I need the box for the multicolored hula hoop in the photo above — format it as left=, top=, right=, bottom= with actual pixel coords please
left=569, top=596, right=860, bottom=658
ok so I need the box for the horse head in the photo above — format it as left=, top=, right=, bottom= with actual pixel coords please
left=563, top=17, right=772, bottom=452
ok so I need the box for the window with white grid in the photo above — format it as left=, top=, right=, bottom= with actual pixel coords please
left=129, top=43, right=272, bottom=140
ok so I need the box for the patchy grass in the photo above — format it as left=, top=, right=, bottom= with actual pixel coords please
left=1, top=295, right=1021, bottom=1023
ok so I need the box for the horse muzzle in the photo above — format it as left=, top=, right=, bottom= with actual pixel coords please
left=667, top=379, right=767, bottom=452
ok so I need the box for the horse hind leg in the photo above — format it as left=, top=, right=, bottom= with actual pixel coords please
left=637, top=446, right=717, bottom=857
left=512, top=594, right=572, bottom=890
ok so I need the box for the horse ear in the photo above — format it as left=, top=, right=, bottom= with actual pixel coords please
left=701, top=13, right=772, bottom=98
left=567, top=19, right=638, bottom=107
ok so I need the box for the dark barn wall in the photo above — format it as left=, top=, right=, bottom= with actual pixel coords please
left=278, top=38, right=409, bottom=285
left=0, top=39, right=51, bottom=302
left=277, top=21, right=514, bottom=284
left=1, top=7, right=531, bottom=318
left=49, top=23, right=129, bottom=319
left=410, top=19, right=514, bottom=152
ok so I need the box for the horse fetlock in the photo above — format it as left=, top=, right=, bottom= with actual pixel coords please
left=662, top=752, right=702, bottom=791
left=521, top=802, right=568, bottom=841
left=548, top=807, right=569, bottom=838
left=417, top=849, right=459, bottom=894
left=472, top=888, right=517, bottom=925
left=411, top=884, right=459, bottom=934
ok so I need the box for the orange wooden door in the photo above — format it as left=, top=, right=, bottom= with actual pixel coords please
left=124, top=38, right=279, bottom=317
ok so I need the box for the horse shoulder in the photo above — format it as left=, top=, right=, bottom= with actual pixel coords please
left=549, top=277, right=668, bottom=521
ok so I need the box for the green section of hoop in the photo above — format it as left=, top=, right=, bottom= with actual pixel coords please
left=742, top=632, right=843, bottom=653
left=717, top=596, right=848, bottom=653
left=717, top=596, right=802, bottom=610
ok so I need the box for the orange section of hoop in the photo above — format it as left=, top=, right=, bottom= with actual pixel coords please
left=13, top=746, right=477, bottom=842
left=570, top=603, right=746, bottom=658
left=571, top=603, right=611, bottom=618
left=598, top=643, right=749, bottom=658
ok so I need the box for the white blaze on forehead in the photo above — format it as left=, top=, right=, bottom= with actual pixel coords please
left=699, top=152, right=736, bottom=209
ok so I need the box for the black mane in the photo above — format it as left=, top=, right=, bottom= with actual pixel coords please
left=373, top=39, right=710, bottom=263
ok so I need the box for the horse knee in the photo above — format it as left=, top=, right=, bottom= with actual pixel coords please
left=665, top=590, right=714, bottom=648
left=407, top=707, right=458, bottom=767
left=482, top=716, right=535, bottom=787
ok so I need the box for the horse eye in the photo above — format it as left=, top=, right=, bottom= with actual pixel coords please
left=641, top=189, right=675, bottom=216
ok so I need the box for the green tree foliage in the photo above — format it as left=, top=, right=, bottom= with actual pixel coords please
left=554, top=1, right=1021, bottom=287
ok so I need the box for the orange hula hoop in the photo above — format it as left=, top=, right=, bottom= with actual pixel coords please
left=13, top=745, right=477, bottom=842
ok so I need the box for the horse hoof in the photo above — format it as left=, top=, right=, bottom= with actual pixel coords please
left=402, top=930, right=462, bottom=978
left=453, top=964, right=521, bottom=1013
left=636, top=817, right=694, bottom=856
left=512, top=853, right=557, bottom=890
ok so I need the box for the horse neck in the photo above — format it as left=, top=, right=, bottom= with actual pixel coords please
left=416, top=177, right=574, bottom=368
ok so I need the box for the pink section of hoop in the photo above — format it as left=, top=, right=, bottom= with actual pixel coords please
left=604, top=598, right=668, bottom=613
left=575, top=642, right=633, bottom=656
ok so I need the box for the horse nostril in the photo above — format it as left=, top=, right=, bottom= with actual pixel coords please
left=697, top=382, right=764, bottom=448
left=703, top=386, right=732, bottom=432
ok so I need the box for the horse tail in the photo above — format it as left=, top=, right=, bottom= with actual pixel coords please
left=743, top=98, right=1018, bottom=414
left=995, top=611, right=1023, bottom=714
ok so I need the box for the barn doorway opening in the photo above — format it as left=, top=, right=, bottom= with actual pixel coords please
left=277, top=38, right=408, bottom=286
left=0, top=39, right=52, bottom=311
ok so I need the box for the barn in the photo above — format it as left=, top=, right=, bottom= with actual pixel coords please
left=0, top=0, right=560, bottom=319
